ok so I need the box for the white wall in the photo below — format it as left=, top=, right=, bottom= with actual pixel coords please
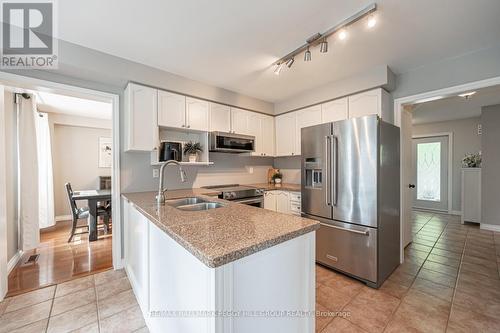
left=52, top=122, right=112, bottom=217
left=480, top=104, right=500, bottom=227
left=412, top=117, right=481, bottom=213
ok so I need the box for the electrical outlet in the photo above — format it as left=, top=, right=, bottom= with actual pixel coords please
left=153, top=168, right=159, bottom=178
left=247, top=167, right=254, bottom=174
left=478, top=124, right=482, bottom=135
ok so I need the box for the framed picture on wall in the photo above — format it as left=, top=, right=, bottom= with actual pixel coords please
left=99, top=137, right=112, bottom=168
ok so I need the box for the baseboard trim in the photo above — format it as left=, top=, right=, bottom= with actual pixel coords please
left=451, top=210, right=462, bottom=216
left=55, top=215, right=72, bottom=222
left=7, top=250, right=23, bottom=273
left=480, top=224, right=500, bottom=232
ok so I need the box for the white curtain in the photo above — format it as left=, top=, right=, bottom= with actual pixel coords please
left=18, top=94, right=40, bottom=250
left=35, top=112, right=55, bottom=229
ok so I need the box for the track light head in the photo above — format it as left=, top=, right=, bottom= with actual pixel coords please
left=367, top=15, right=377, bottom=28
left=319, top=39, right=328, bottom=53
left=285, top=58, right=295, bottom=68
left=338, top=29, right=348, bottom=40
left=273, top=62, right=284, bottom=75
left=304, top=47, right=311, bottom=62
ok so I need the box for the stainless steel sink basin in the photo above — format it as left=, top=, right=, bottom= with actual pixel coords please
left=165, top=197, right=208, bottom=207
left=176, top=202, right=224, bottom=211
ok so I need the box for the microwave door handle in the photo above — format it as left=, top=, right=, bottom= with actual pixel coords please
left=325, top=135, right=332, bottom=206
left=332, top=135, right=338, bottom=206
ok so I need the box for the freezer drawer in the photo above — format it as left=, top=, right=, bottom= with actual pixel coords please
left=316, top=219, right=377, bottom=283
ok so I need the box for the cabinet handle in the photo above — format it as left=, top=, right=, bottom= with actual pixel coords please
left=181, top=124, right=185, bottom=128
left=187, top=125, right=191, bottom=128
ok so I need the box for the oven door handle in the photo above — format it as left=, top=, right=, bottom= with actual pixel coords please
left=233, top=197, right=263, bottom=205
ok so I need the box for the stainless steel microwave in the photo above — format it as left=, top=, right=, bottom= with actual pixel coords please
left=209, top=132, right=255, bottom=153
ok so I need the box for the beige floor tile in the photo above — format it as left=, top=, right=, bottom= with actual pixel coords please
left=315, top=302, right=335, bottom=333
left=0, top=298, right=9, bottom=316
left=98, top=288, right=138, bottom=319
left=427, top=253, right=461, bottom=268
left=4, top=286, right=55, bottom=313
left=394, top=261, right=421, bottom=276
left=322, top=273, right=363, bottom=298
left=452, top=288, right=500, bottom=319
left=343, top=288, right=400, bottom=333
left=9, top=319, right=48, bottom=333
left=417, top=268, right=457, bottom=288
left=94, top=269, right=126, bottom=286
left=51, top=287, right=96, bottom=316
left=378, top=279, right=409, bottom=299
left=447, top=304, right=500, bottom=333
left=0, top=300, right=52, bottom=333
left=96, top=275, right=132, bottom=300
left=55, top=275, right=94, bottom=298
left=385, top=290, right=450, bottom=333
left=316, top=265, right=336, bottom=285
left=133, top=327, right=149, bottom=333
left=99, top=303, right=146, bottom=333
left=47, top=302, right=98, bottom=333
left=408, top=243, right=433, bottom=253
left=460, top=261, right=499, bottom=279
left=322, top=317, right=367, bottom=333
left=412, top=238, right=436, bottom=247
left=387, top=269, right=415, bottom=288
left=70, top=321, right=99, bottom=333
left=411, top=277, right=454, bottom=303
left=316, top=284, right=353, bottom=312
left=422, top=260, right=459, bottom=277
left=464, top=246, right=497, bottom=261
left=430, top=248, right=462, bottom=260
left=405, top=248, right=429, bottom=260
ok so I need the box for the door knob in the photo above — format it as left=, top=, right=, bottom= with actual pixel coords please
left=408, top=184, right=416, bottom=188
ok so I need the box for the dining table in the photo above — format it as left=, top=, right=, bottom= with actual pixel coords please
left=72, top=189, right=112, bottom=241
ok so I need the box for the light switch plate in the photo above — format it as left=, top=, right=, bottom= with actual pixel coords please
left=153, top=168, right=159, bottom=178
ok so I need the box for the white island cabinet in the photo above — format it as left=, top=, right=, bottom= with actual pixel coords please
left=122, top=197, right=316, bottom=333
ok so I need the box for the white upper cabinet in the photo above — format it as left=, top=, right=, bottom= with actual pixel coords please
left=295, top=105, right=322, bottom=155
left=321, top=97, right=348, bottom=123
left=186, top=97, right=209, bottom=131
left=209, top=103, right=231, bottom=132
left=231, top=107, right=251, bottom=135
left=261, top=115, right=275, bottom=157
left=348, top=88, right=393, bottom=123
left=158, top=90, right=186, bottom=128
left=124, top=83, right=158, bottom=152
left=275, top=113, right=297, bottom=156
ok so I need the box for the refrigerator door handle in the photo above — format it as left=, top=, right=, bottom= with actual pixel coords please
left=332, top=135, right=338, bottom=206
left=319, top=222, right=369, bottom=236
left=325, top=135, right=332, bottom=206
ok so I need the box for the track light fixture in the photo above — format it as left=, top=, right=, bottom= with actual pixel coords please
left=272, top=2, right=377, bottom=74
left=304, top=47, right=311, bottom=62
left=319, top=39, right=328, bottom=53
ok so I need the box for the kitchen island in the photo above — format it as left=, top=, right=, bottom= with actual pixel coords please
left=121, top=189, right=319, bottom=333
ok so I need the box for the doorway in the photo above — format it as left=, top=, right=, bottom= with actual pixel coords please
left=412, top=135, right=450, bottom=212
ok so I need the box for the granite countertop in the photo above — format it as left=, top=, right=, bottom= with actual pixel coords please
left=122, top=189, right=318, bottom=268
left=247, top=183, right=301, bottom=192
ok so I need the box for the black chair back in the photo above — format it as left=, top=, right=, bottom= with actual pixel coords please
left=65, top=183, right=79, bottom=217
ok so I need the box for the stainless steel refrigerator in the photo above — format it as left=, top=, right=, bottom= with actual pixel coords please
left=301, top=115, right=400, bottom=288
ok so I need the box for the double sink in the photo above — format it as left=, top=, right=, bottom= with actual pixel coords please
left=165, top=197, right=224, bottom=211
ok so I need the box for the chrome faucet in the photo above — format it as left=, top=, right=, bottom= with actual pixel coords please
left=156, top=160, right=187, bottom=205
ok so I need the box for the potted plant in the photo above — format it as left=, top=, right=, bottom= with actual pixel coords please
left=462, top=151, right=482, bottom=168
left=272, top=172, right=283, bottom=185
left=183, top=141, right=203, bottom=163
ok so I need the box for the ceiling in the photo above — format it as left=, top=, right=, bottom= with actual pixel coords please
left=56, top=0, right=500, bottom=103
left=36, top=91, right=112, bottom=119
left=411, top=85, right=500, bottom=124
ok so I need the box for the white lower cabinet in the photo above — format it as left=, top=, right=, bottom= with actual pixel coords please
left=461, top=168, right=481, bottom=224
left=122, top=197, right=315, bottom=333
left=264, top=191, right=301, bottom=215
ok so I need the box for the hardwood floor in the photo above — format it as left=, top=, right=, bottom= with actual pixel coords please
left=7, top=220, right=112, bottom=297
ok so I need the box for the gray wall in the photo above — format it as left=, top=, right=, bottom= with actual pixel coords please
left=412, top=117, right=481, bottom=212
left=4, top=92, right=18, bottom=261
left=52, top=123, right=112, bottom=217
left=481, top=104, right=500, bottom=226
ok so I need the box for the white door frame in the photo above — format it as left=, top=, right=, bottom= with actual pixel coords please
left=394, top=75, right=500, bottom=263
left=412, top=132, right=453, bottom=214
left=0, top=71, right=122, bottom=300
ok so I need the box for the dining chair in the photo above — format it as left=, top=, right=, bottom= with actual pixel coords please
left=65, top=183, right=111, bottom=242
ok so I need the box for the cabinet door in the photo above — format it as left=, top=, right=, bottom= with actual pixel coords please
left=276, top=191, right=291, bottom=214
left=231, top=108, right=251, bottom=135
left=186, top=97, right=209, bottom=131
left=295, top=105, right=322, bottom=155
left=275, top=113, right=296, bottom=156
left=264, top=191, right=277, bottom=211
left=261, top=115, right=275, bottom=157
left=348, top=89, right=381, bottom=119
left=158, top=90, right=186, bottom=128
left=209, top=103, right=231, bottom=132
left=248, top=112, right=263, bottom=156
left=322, top=98, right=348, bottom=123
left=125, top=83, right=158, bottom=151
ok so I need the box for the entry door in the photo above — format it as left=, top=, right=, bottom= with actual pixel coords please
left=412, top=136, right=449, bottom=211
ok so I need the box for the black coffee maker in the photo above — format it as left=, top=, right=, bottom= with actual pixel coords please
left=159, top=141, right=182, bottom=162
